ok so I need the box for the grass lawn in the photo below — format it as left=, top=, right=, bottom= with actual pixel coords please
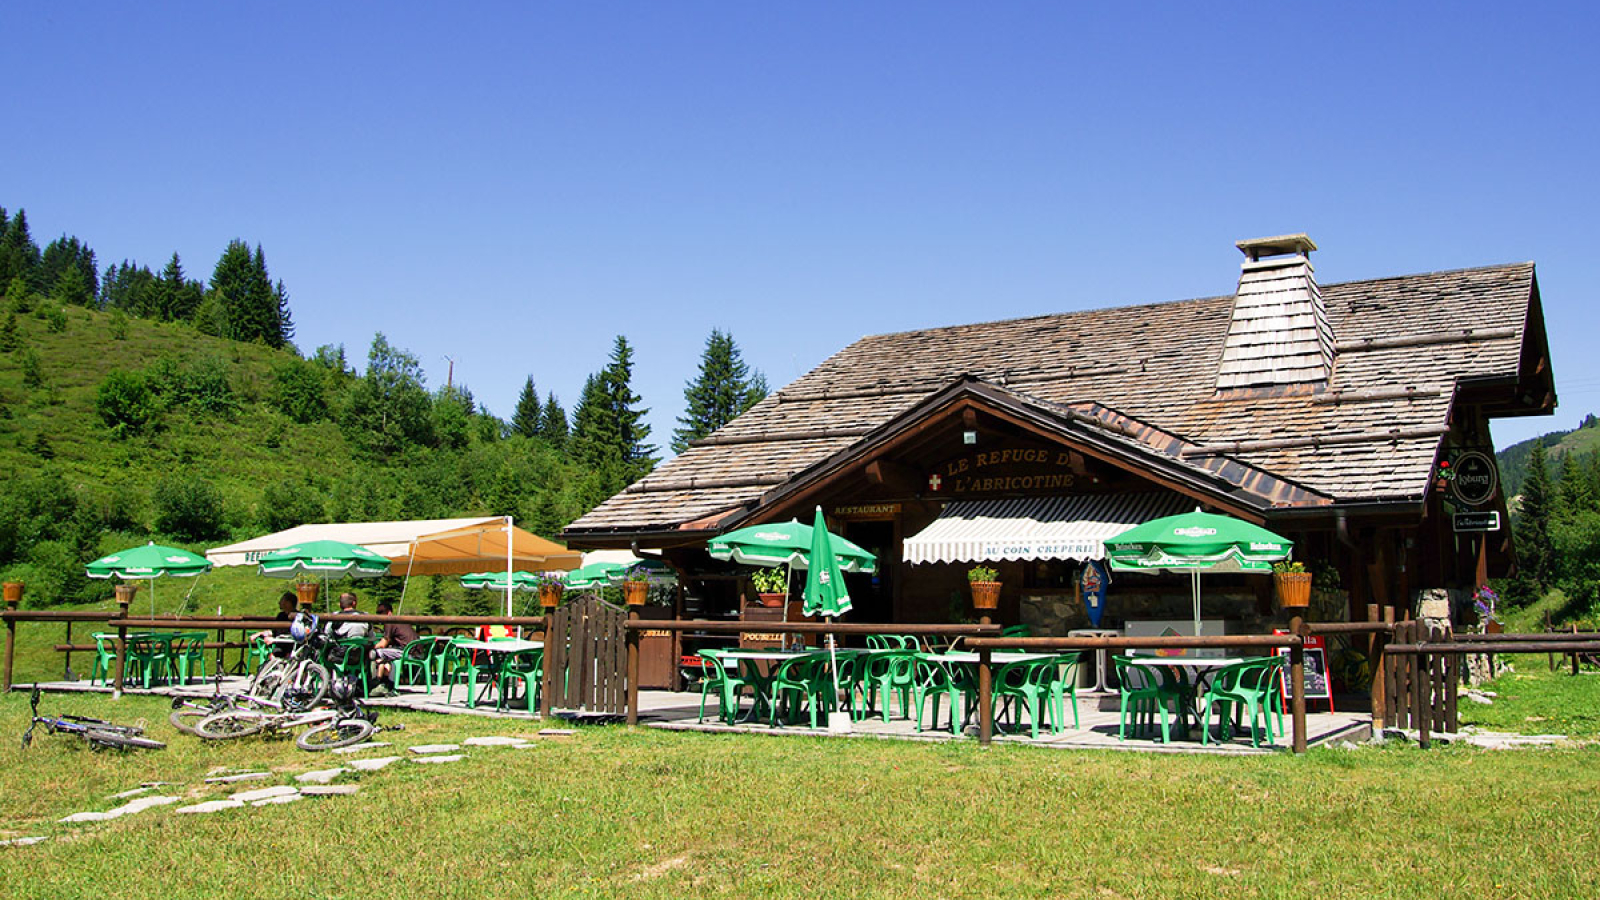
left=1, top=691, right=1597, bottom=899
left=1459, top=656, right=1600, bottom=738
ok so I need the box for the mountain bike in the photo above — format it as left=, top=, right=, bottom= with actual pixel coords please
left=194, top=680, right=395, bottom=751
left=22, top=688, right=165, bottom=751
left=248, top=613, right=330, bottom=712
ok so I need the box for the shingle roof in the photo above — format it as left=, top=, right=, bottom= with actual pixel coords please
left=566, top=261, right=1541, bottom=538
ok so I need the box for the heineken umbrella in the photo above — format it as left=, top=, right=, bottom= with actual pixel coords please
left=802, top=506, right=855, bottom=733
left=607, top=559, right=676, bottom=586
left=708, top=520, right=878, bottom=573
left=564, top=561, right=625, bottom=591
left=460, top=570, right=542, bottom=591
left=86, top=542, right=212, bottom=617
left=1104, top=508, right=1292, bottom=636
left=256, top=540, right=391, bottom=580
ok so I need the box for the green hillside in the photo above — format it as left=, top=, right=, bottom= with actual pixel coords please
left=0, top=300, right=597, bottom=610
left=1496, top=414, right=1600, bottom=499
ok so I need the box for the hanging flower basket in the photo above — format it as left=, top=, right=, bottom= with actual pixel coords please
left=970, top=582, right=1002, bottom=610
left=539, top=582, right=564, bottom=608
left=2, top=582, right=22, bottom=605
left=1273, top=564, right=1312, bottom=609
left=295, top=581, right=321, bottom=608
left=113, top=583, right=139, bottom=607
left=624, top=581, right=649, bottom=606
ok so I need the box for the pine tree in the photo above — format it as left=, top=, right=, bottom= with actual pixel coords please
left=0, top=208, right=42, bottom=293
left=1558, top=452, right=1595, bottom=519
left=209, top=241, right=288, bottom=346
left=570, top=336, right=658, bottom=489
left=273, top=278, right=294, bottom=347
left=153, top=253, right=203, bottom=321
left=511, top=376, right=542, bottom=438
left=1515, top=441, right=1556, bottom=590
left=39, top=235, right=98, bottom=304
left=540, top=394, right=568, bottom=448
left=672, top=328, right=767, bottom=453
left=50, top=262, right=92, bottom=307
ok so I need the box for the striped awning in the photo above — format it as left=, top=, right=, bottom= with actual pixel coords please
left=903, top=493, right=1192, bottom=564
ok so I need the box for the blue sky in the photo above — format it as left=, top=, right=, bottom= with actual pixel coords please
left=7, top=3, right=1596, bottom=452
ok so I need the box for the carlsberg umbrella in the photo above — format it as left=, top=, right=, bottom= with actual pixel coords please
left=1104, top=508, right=1292, bottom=636
left=708, top=520, right=878, bottom=573
left=801, top=506, right=855, bottom=733
left=256, top=540, right=391, bottom=579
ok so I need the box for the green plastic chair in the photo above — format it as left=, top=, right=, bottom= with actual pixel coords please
left=1112, top=656, right=1186, bottom=744
left=445, top=638, right=500, bottom=707
left=861, top=651, right=916, bottom=722
left=127, top=635, right=172, bottom=688
left=499, top=649, right=544, bottom=712
left=89, top=632, right=118, bottom=685
left=992, top=658, right=1059, bottom=739
left=1200, top=657, right=1288, bottom=748
left=913, top=656, right=970, bottom=735
left=766, top=654, right=830, bottom=727
left=245, top=633, right=274, bottom=673
left=173, top=631, right=210, bottom=684
left=696, top=650, right=753, bottom=724
left=1045, top=652, right=1084, bottom=731
left=395, top=636, right=446, bottom=690
left=326, top=638, right=372, bottom=697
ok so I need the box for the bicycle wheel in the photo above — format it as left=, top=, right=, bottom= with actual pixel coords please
left=169, top=708, right=213, bottom=736
left=250, top=656, right=287, bottom=695
left=295, top=717, right=376, bottom=751
left=87, top=730, right=166, bottom=751
left=281, top=663, right=329, bottom=712
left=194, top=710, right=268, bottom=741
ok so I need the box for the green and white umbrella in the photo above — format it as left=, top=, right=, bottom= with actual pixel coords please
left=460, top=570, right=542, bottom=592
left=256, top=540, right=391, bottom=579
left=708, top=520, right=878, bottom=573
left=607, top=559, right=676, bottom=586
left=1104, top=508, right=1293, bottom=636
left=86, top=543, right=212, bottom=616
left=564, top=561, right=625, bottom=591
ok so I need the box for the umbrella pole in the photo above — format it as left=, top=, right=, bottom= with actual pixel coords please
left=1192, top=569, right=1201, bottom=637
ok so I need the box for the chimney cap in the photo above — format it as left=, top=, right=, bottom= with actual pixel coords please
left=1236, top=233, right=1317, bottom=261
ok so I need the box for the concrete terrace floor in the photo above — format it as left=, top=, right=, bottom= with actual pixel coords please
left=25, top=676, right=1371, bottom=754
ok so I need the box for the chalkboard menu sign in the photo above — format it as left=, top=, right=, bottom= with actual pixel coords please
left=1274, top=632, right=1334, bottom=712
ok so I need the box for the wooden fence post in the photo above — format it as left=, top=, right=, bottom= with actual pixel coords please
left=977, top=647, right=993, bottom=746
left=1290, top=615, right=1307, bottom=754
left=626, top=607, right=640, bottom=726
left=1367, top=603, right=1386, bottom=730
left=2, top=582, right=21, bottom=692
left=113, top=585, right=134, bottom=695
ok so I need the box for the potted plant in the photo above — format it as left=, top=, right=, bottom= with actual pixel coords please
left=751, top=568, right=788, bottom=608
left=537, top=572, right=565, bottom=608
left=1273, top=561, right=1312, bottom=609
left=622, top=566, right=650, bottom=606
left=295, top=580, right=320, bottom=609
left=968, top=565, right=1001, bottom=610
left=1473, top=585, right=1502, bottom=634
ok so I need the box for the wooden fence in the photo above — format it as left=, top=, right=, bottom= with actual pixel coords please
left=541, top=593, right=628, bottom=717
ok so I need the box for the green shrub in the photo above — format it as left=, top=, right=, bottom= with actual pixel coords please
left=152, top=475, right=226, bottom=541
left=42, top=304, right=67, bottom=333
left=108, top=308, right=128, bottom=340
left=19, top=347, right=44, bottom=388
left=95, top=369, right=158, bottom=436
left=0, top=311, right=18, bottom=351
left=271, top=358, right=328, bottom=424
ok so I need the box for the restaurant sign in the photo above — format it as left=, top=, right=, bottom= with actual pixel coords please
left=927, top=447, right=1076, bottom=495
left=1438, top=449, right=1498, bottom=508
left=1452, top=511, right=1501, bottom=533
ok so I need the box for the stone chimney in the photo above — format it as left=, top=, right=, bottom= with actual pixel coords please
left=1215, top=233, right=1335, bottom=391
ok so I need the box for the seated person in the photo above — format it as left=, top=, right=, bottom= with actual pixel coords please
left=369, top=602, right=419, bottom=697
left=330, top=592, right=370, bottom=639
left=253, top=592, right=299, bottom=656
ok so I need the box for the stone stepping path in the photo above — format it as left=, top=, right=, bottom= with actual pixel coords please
left=250, top=794, right=303, bottom=807
left=0, top=836, right=48, bottom=847
left=413, top=754, right=466, bottom=764
left=232, top=786, right=299, bottom=803
left=61, top=795, right=180, bottom=824
left=296, top=768, right=348, bottom=784
left=301, top=785, right=361, bottom=797
left=408, top=744, right=460, bottom=754
left=204, top=772, right=271, bottom=784
left=175, top=800, right=246, bottom=815
left=349, top=756, right=402, bottom=771
left=464, top=736, right=529, bottom=747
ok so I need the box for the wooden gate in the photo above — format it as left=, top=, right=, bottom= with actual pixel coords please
left=1384, top=620, right=1458, bottom=735
left=541, top=593, right=628, bottom=716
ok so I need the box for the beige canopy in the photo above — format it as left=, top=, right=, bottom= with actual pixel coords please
left=206, top=516, right=581, bottom=576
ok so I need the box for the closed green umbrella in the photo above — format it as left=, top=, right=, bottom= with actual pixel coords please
left=1104, top=508, right=1293, bottom=636
left=256, top=540, right=391, bottom=579
left=801, top=506, right=855, bottom=733
left=708, top=520, right=878, bottom=573
left=86, top=543, right=212, bottom=616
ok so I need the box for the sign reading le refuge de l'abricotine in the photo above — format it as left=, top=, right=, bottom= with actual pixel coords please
left=927, top=448, right=1076, bottom=495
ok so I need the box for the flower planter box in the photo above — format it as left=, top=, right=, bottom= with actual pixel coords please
left=295, top=581, right=321, bottom=608
left=757, top=592, right=787, bottom=609
left=2, top=582, right=21, bottom=605
left=624, top=582, right=649, bottom=606
left=539, top=584, right=564, bottom=608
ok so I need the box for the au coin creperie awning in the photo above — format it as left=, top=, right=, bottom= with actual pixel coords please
left=903, top=493, right=1190, bottom=564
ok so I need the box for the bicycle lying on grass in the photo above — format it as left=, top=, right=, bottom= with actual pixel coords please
left=22, top=687, right=166, bottom=751
left=193, top=679, right=399, bottom=751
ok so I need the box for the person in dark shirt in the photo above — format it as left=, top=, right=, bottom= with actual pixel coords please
left=369, top=601, right=419, bottom=697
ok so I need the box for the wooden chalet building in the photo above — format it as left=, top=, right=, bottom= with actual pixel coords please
left=563, top=235, right=1555, bottom=675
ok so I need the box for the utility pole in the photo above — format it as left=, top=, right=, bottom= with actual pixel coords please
left=444, top=355, right=455, bottom=389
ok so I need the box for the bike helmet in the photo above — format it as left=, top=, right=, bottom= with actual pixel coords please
left=328, top=678, right=356, bottom=705
left=289, top=612, right=319, bottom=641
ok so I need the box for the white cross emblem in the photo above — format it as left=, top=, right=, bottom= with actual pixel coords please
left=928, top=474, right=942, bottom=491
